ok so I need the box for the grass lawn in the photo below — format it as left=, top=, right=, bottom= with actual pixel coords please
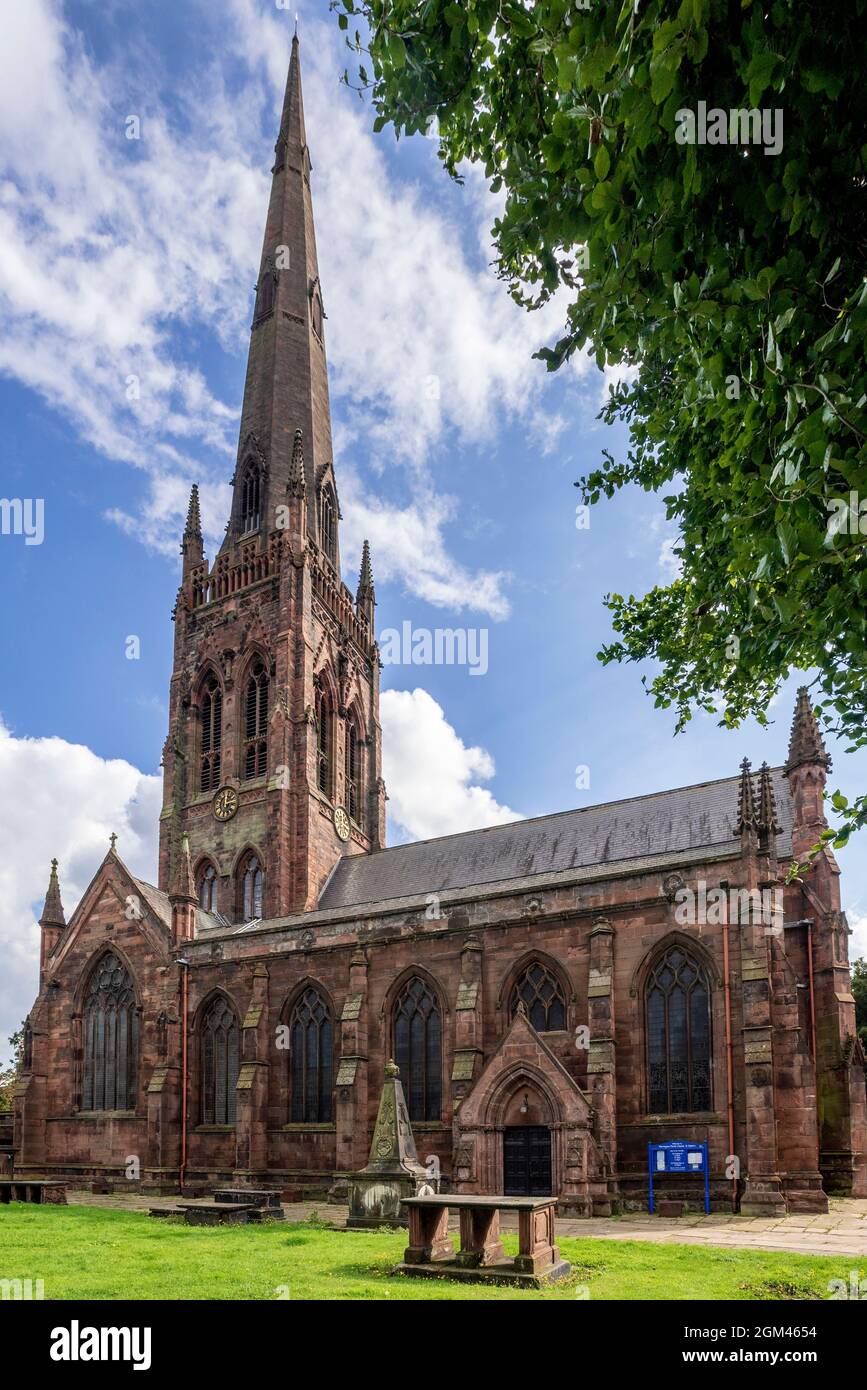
left=0, top=1204, right=854, bottom=1301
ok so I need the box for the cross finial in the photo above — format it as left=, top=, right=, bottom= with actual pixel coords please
left=109, top=833, right=118, bottom=852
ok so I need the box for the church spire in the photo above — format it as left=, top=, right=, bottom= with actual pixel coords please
left=226, top=34, right=335, bottom=549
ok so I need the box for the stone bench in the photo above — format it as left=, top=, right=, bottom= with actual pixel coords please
left=393, top=1194, right=571, bottom=1288
left=0, top=1180, right=68, bottom=1205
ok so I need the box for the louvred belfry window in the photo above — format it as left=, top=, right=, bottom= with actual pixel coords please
left=200, top=679, right=222, bottom=793
left=393, top=977, right=441, bottom=1123
left=81, top=953, right=139, bottom=1112
left=316, top=689, right=332, bottom=797
left=201, top=995, right=239, bottom=1125
left=345, top=720, right=362, bottom=825
left=319, top=487, right=335, bottom=563
left=240, top=463, right=260, bottom=533
left=243, top=660, right=268, bottom=780
left=241, top=854, right=264, bottom=921
left=289, top=987, right=333, bottom=1123
left=254, top=266, right=275, bottom=321
left=646, top=945, right=712, bottom=1114
left=510, top=962, right=567, bottom=1033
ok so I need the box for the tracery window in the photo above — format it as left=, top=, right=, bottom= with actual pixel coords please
left=393, top=977, right=441, bottom=1122
left=200, top=995, right=239, bottom=1125
left=198, top=863, right=218, bottom=913
left=254, top=266, right=275, bottom=321
left=510, top=961, right=567, bottom=1032
left=645, top=945, right=712, bottom=1114
left=289, top=986, right=333, bottom=1123
left=200, top=678, right=222, bottom=793
left=345, top=719, right=362, bottom=825
left=243, top=659, right=269, bottom=780
left=319, top=486, right=335, bottom=563
left=81, top=953, right=139, bottom=1111
left=240, top=853, right=264, bottom=922
left=316, top=688, right=332, bottom=798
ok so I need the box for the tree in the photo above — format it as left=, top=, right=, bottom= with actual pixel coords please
left=0, top=1027, right=23, bottom=1113
left=853, top=958, right=867, bottom=1052
left=333, top=0, right=867, bottom=846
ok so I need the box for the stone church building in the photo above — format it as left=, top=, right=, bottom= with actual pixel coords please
left=13, top=39, right=867, bottom=1215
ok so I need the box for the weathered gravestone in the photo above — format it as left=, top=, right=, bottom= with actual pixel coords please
left=346, top=1060, right=434, bottom=1229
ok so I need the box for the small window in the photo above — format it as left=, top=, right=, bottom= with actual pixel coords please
left=198, top=864, right=218, bottom=913
left=241, top=854, right=264, bottom=921
left=200, top=679, right=222, bottom=793
left=254, top=268, right=275, bottom=321
left=242, top=660, right=268, bottom=780
left=510, top=962, right=567, bottom=1032
left=240, top=463, right=260, bottom=534
left=311, top=290, right=323, bottom=340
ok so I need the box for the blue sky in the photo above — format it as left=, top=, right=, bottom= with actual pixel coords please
left=0, top=0, right=865, bottom=1042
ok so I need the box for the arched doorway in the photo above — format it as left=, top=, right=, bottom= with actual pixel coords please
left=501, top=1084, right=553, bottom=1196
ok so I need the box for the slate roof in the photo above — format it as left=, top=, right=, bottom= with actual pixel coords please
left=318, top=767, right=793, bottom=912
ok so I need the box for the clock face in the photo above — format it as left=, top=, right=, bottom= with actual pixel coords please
left=333, top=806, right=351, bottom=841
left=213, top=786, right=239, bottom=822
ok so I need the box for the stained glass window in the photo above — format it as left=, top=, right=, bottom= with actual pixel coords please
left=394, top=977, right=441, bottom=1122
left=82, top=953, right=139, bottom=1111
left=646, top=945, right=712, bottom=1114
left=289, top=987, right=333, bottom=1122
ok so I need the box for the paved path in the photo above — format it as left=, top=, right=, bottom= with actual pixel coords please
left=65, top=1190, right=867, bottom=1259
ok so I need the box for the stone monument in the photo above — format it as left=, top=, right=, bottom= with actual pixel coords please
left=346, top=1060, right=433, bottom=1228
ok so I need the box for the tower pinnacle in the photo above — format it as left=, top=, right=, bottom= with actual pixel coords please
left=786, top=688, right=832, bottom=775
left=736, top=757, right=757, bottom=834
left=39, top=858, right=66, bottom=928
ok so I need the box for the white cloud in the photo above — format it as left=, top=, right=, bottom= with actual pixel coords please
left=845, top=908, right=867, bottom=964
left=658, top=535, right=681, bottom=580
left=381, top=687, right=519, bottom=841
left=339, top=473, right=510, bottom=620
left=0, top=715, right=161, bottom=1043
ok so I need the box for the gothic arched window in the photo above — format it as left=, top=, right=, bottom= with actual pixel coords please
left=200, top=678, right=222, bottom=793
left=82, top=953, right=139, bottom=1112
left=240, top=462, right=260, bottom=534
left=393, top=976, right=441, bottom=1122
left=319, top=486, right=335, bottom=563
left=22, top=1018, right=33, bottom=1071
left=240, top=853, right=264, bottom=922
left=289, top=986, right=333, bottom=1122
left=646, top=944, right=712, bottom=1114
left=200, top=995, right=239, bottom=1125
left=510, top=962, right=567, bottom=1033
left=243, top=659, right=269, bottom=780
left=198, top=863, right=218, bottom=913
left=316, top=688, right=332, bottom=798
left=345, top=719, right=362, bottom=826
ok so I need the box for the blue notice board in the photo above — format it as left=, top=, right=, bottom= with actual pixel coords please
left=648, top=1141, right=710, bottom=1213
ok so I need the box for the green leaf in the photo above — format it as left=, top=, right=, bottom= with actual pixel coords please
left=594, top=144, right=611, bottom=180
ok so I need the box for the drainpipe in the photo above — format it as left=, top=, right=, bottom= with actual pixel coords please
left=721, top=882, right=737, bottom=1213
left=804, top=920, right=817, bottom=1066
left=178, top=958, right=189, bottom=1195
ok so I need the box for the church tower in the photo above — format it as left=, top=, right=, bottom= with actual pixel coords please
left=158, top=36, right=385, bottom=921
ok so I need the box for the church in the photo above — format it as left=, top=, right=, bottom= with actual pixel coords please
left=13, top=38, right=867, bottom=1216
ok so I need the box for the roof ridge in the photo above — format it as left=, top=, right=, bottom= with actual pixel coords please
left=351, top=765, right=790, bottom=862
